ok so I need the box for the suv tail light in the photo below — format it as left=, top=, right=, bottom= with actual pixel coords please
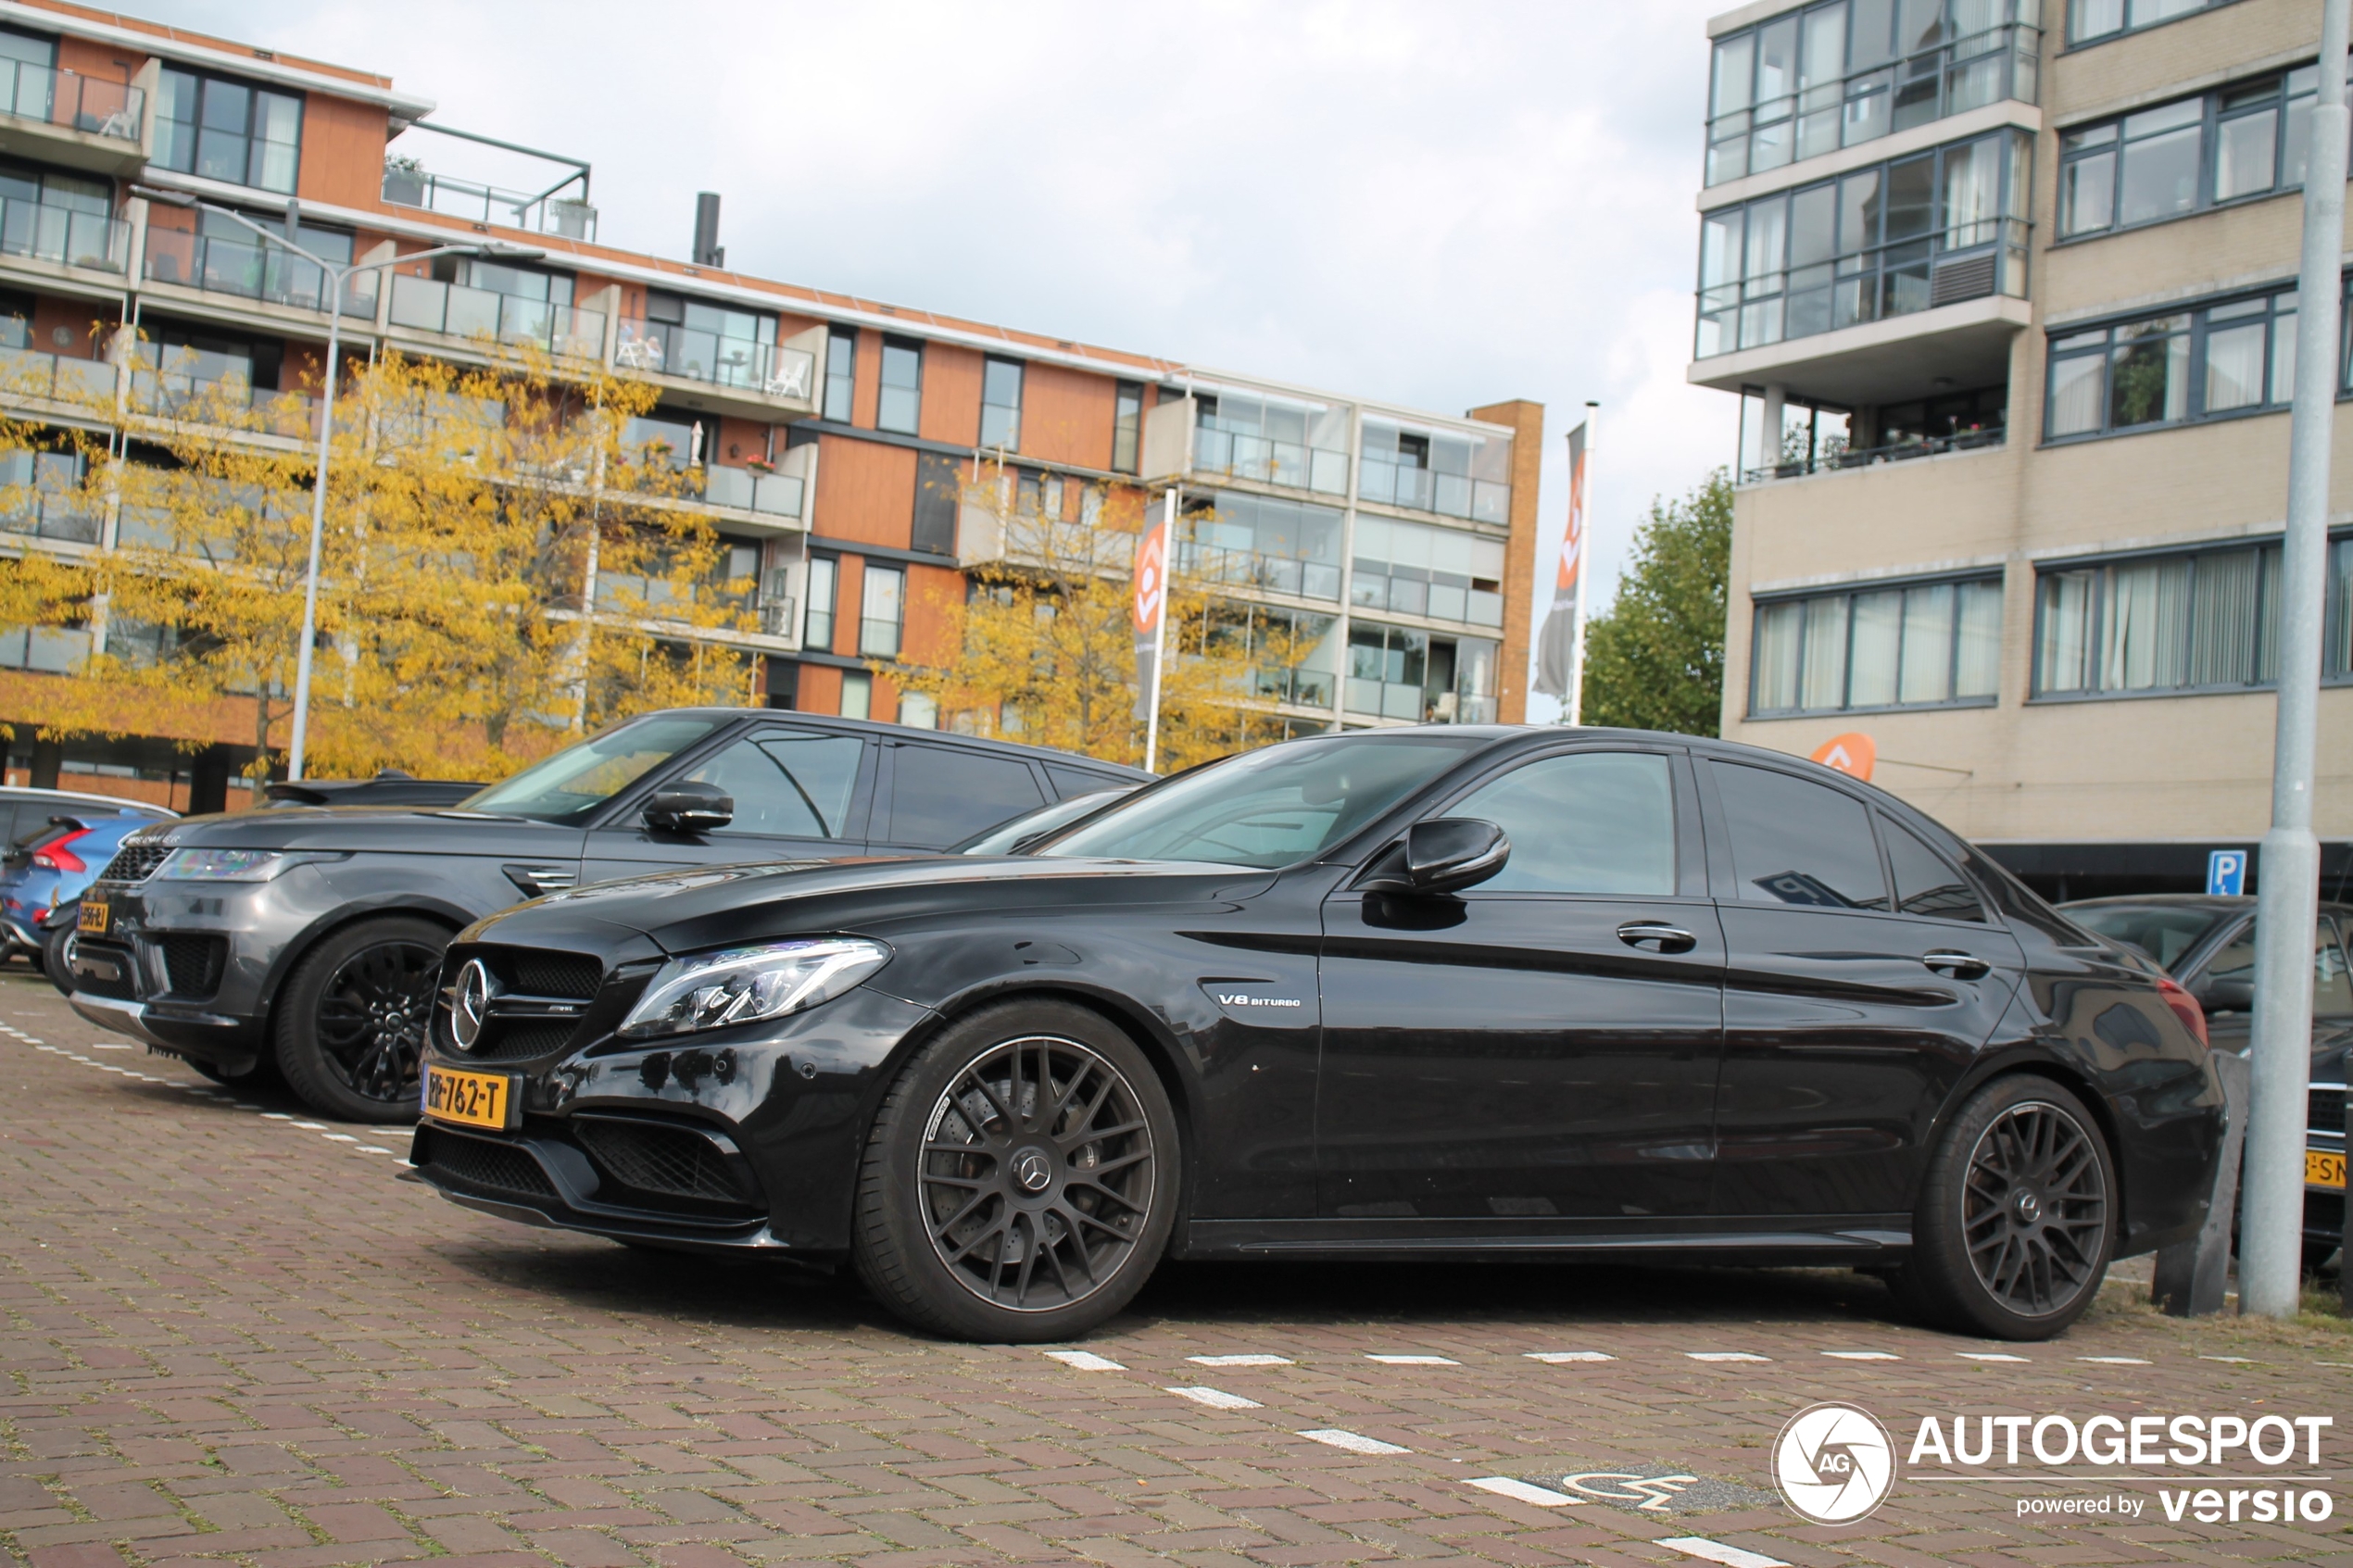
left=32, top=828, right=91, bottom=873
left=2157, top=975, right=2208, bottom=1049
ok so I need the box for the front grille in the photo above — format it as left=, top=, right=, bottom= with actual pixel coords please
left=69, top=939, right=138, bottom=1000
left=461, top=1020, right=578, bottom=1063
left=575, top=1120, right=750, bottom=1205
left=2312, top=1086, right=2347, bottom=1136
left=510, top=949, right=602, bottom=999
left=160, top=934, right=226, bottom=998
left=422, top=1129, right=558, bottom=1199
left=96, top=843, right=171, bottom=884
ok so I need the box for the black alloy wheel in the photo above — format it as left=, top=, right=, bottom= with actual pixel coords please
left=275, top=915, right=448, bottom=1123
left=1889, top=1074, right=2115, bottom=1339
left=853, top=999, right=1179, bottom=1340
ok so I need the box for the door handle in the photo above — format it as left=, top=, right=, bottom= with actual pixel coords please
left=1617, top=921, right=1697, bottom=955
left=1922, top=949, right=1992, bottom=980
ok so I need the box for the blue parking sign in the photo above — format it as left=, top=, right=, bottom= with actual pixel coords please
left=2208, top=849, right=2247, bottom=897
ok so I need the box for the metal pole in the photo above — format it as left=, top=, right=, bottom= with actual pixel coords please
left=1567, top=400, right=1596, bottom=728
left=285, top=270, right=344, bottom=782
left=2241, top=0, right=2348, bottom=1319
left=1142, top=485, right=1175, bottom=773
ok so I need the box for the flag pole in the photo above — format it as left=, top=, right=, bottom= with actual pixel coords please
left=1142, top=485, right=1176, bottom=772
left=1566, top=401, right=1597, bottom=727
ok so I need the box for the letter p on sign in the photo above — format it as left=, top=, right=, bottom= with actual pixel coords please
left=2207, top=849, right=2247, bottom=897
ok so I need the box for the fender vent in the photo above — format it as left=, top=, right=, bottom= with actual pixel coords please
left=575, top=1120, right=750, bottom=1205
left=423, top=1130, right=558, bottom=1199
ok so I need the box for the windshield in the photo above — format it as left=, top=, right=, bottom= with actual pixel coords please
left=955, top=789, right=1132, bottom=855
left=1038, top=733, right=1487, bottom=869
left=460, top=715, right=725, bottom=823
left=2066, top=904, right=2234, bottom=973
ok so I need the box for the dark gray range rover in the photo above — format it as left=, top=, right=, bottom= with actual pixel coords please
left=68, top=709, right=1143, bottom=1121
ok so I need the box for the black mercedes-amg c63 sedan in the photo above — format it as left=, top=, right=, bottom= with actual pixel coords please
left=408, top=726, right=2224, bottom=1343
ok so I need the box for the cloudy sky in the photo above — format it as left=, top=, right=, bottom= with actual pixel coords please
left=145, top=0, right=1737, bottom=720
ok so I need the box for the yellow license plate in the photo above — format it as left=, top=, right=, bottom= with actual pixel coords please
left=2307, top=1149, right=2346, bottom=1190
left=422, top=1063, right=518, bottom=1131
left=77, top=899, right=107, bottom=934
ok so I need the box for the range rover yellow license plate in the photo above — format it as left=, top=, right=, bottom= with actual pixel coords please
left=422, top=1063, right=518, bottom=1131
left=2307, top=1149, right=2346, bottom=1190
left=77, top=898, right=107, bottom=934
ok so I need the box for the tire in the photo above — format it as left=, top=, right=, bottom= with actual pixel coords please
left=851, top=999, right=1180, bottom=1342
left=1889, top=1075, right=2116, bottom=1340
left=41, top=921, right=76, bottom=997
left=187, top=1056, right=253, bottom=1085
left=273, top=916, right=447, bottom=1123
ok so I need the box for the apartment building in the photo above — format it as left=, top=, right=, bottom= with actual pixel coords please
left=0, top=0, right=1541, bottom=811
left=1692, top=0, right=2353, bottom=897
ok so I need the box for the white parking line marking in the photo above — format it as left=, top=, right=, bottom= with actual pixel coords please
left=1526, top=1350, right=1615, bottom=1362
left=88, top=1043, right=131, bottom=1050
left=321, top=1134, right=359, bottom=1143
left=1957, top=1352, right=2030, bottom=1362
left=1657, top=1538, right=1790, bottom=1568
left=1043, top=1349, right=1126, bottom=1372
left=2201, top=1355, right=2255, bottom=1363
left=1821, top=1350, right=1900, bottom=1361
left=1298, top=1429, right=1410, bottom=1455
left=1467, top=1476, right=1581, bottom=1506
left=1188, top=1354, right=1292, bottom=1366
left=261, top=1112, right=293, bottom=1121
left=1366, top=1354, right=1458, bottom=1365
left=356, top=1146, right=395, bottom=1155
left=2078, top=1356, right=2150, bottom=1365
left=1165, top=1386, right=1262, bottom=1410
left=292, top=1121, right=328, bottom=1130
left=1685, top=1352, right=1769, bottom=1362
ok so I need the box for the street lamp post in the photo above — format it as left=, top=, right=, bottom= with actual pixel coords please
left=130, top=184, right=541, bottom=780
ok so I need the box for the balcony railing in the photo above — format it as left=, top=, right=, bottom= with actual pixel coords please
left=127, top=361, right=319, bottom=438
left=143, top=231, right=377, bottom=318
left=1705, top=22, right=2038, bottom=186
left=388, top=272, right=605, bottom=360
left=0, top=59, right=145, bottom=144
left=0, top=345, right=116, bottom=406
left=1190, top=426, right=1349, bottom=496
left=1350, top=566, right=1504, bottom=628
left=0, top=196, right=127, bottom=272
left=698, top=464, right=806, bottom=520
left=1176, top=541, right=1342, bottom=603
left=0, top=451, right=99, bottom=544
left=1697, top=217, right=2031, bottom=359
left=1343, top=678, right=1497, bottom=724
left=381, top=163, right=597, bottom=242
left=1356, top=458, right=1510, bottom=524
left=615, top=320, right=816, bottom=401
left=1741, top=424, right=2006, bottom=484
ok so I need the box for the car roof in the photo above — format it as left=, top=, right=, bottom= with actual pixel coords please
left=2059, top=893, right=2353, bottom=919
left=0, top=785, right=178, bottom=818
left=642, top=708, right=1153, bottom=780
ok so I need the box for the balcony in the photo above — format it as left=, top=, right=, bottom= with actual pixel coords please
left=614, top=319, right=819, bottom=419
left=1176, top=542, right=1343, bottom=603
left=1189, top=425, right=1349, bottom=497
left=697, top=462, right=807, bottom=523
left=381, top=161, right=597, bottom=242
left=387, top=272, right=605, bottom=361
left=0, top=60, right=146, bottom=175
left=143, top=231, right=377, bottom=319
left=0, top=196, right=128, bottom=276
left=1742, top=423, right=2006, bottom=483
left=127, top=363, right=318, bottom=440
left=1705, top=19, right=2037, bottom=188
left=0, top=345, right=117, bottom=408
left=0, top=450, right=98, bottom=544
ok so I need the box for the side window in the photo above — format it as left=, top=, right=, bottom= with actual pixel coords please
left=887, top=745, right=1045, bottom=847
left=1710, top=761, right=1888, bottom=910
left=681, top=729, right=864, bottom=840
left=2198, top=918, right=2353, bottom=1018
left=1048, top=763, right=1123, bottom=800
left=1881, top=815, right=1986, bottom=922
left=1445, top=752, right=1676, bottom=896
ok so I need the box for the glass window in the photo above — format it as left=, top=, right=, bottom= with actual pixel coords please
left=2200, top=918, right=2353, bottom=1017
left=2032, top=540, right=2311, bottom=697
left=1751, top=576, right=2000, bottom=716
left=1712, top=761, right=1890, bottom=910
left=2057, top=69, right=2320, bottom=238
left=2069, top=903, right=2233, bottom=971
left=1042, top=732, right=1486, bottom=870
left=877, top=337, right=921, bottom=434
left=1182, top=490, right=1345, bottom=603
left=152, top=68, right=301, bottom=194
left=2070, top=0, right=2229, bottom=44
left=2045, top=289, right=2297, bottom=439
left=859, top=564, right=903, bottom=657
left=1359, top=417, right=1508, bottom=520
left=459, top=715, right=725, bottom=823
left=823, top=327, right=856, bottom=422
left=887, top=745, right=1044, bottom=847
left=681, top=728, right=864, bottom=839
left=804, top=557, right=837, bottom=650
left=1447, top=752, right=1676, bottom=897
left=980, top=357, right=1022, bottom=450
left=1113, top=380, right=1142, bottom=473
left=1882, top=815, right=1985, bottom=921
left=839, top=670, right=872, bottom=720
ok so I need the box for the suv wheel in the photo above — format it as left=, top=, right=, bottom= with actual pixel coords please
left=40, top=921, right=75, bottom=997
left=852, top=999, right=1179, bottom=1341
left=1890, top=1075, right=2114, bottom=1340
left=275, top=916, right=447, bottom=1123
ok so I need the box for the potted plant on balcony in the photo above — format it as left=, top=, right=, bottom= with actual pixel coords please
left=383, top=156, right=425, bottom=208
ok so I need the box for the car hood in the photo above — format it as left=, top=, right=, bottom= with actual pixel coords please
left=123, top=806, right=575, bottom=856
left=472, top=854, right=1282, bottom=956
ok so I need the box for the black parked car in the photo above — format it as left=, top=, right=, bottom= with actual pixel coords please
left=68, top=710, right=1143, bottom=1116
left=408, top=725, right=2221, bottom=1342
left=2061, top=894, right=2353, bottom=1267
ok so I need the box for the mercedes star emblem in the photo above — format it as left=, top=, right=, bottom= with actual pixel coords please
left=451, top=958, right=496, bottom=1050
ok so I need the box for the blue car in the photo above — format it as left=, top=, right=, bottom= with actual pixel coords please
left=1, top=795, right=178, bottom=981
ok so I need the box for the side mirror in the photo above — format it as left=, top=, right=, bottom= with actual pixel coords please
left=2196, top=976, right=2256, bottom=1014
left=1361, top=818, right=1510, bottom=897
left=642, top=781, right=733, bottom=834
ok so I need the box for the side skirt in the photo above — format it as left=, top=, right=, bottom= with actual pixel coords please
left=1176, top=1217, right=1911, bottom=1266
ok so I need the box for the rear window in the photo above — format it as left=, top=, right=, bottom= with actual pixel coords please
left=2066, top=905, right=2233, bottom=972
left=887, top=745, right=1046, bottom=848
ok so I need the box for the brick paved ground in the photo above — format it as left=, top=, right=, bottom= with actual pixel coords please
left=3, top=969, right=2350, bottom=1568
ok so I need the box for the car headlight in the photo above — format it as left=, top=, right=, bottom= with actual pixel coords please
left=619, top=937, right=889, bottom=1040
left=157, top=848, right=300, bottom=882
